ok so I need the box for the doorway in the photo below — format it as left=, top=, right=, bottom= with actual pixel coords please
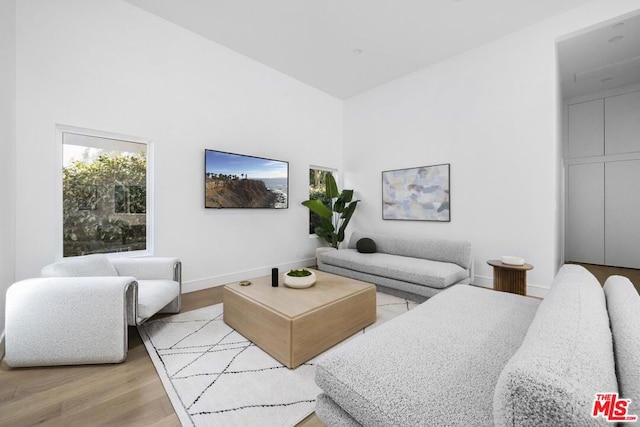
left=557, top=11, right=640, bottom=276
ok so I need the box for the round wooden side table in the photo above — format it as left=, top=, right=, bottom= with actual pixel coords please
left=487, top=260, right=533, bottom=296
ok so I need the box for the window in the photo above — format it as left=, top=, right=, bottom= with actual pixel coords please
left=59, top=126, right=152, bottom=257
left=308, top=167, right=336, bottom=235
left=115, top=185, right=146, bottom=214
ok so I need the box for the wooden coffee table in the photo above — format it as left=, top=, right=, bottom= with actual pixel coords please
left=223, top=269, right=376, bottom=368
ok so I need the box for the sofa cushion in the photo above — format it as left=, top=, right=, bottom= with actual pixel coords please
left=315, top=285, right=540, bottom=426
left=5, top=277, right=132, bottom=367
left=320, top=249, right=468, bottom=289
left=603, top=275, right=640, bottom=419
left=347, top=231, right=472, bottom=269
left=356, top=238, right=376, bottom=253
left=41, top=254, right=118, bottom=277
left=493, top=264, right=619, bottom=427
left=136, top=279, right=181, bottom=324
left=111, top=257, right=180, bottom=280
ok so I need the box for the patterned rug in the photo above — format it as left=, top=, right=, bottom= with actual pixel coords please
left=138, top=292, right=418, bottom=427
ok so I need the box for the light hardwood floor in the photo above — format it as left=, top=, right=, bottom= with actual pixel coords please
left=569, top=262, right=640, bottom=293
left=0, top=286, right=324, bottom=427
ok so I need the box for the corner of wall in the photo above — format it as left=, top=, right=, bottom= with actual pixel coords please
left=0, top=332, right=5, bottom=362
left=0, top=0, right=17, bottom=342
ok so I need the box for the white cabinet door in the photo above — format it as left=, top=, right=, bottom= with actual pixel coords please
left=605, top=91, right=640, bottom=155
left=566, top=163, right=604, bottom=265
left=605, top=159, right=640, bottom=268
left=568, top=99, right=604, bottom=158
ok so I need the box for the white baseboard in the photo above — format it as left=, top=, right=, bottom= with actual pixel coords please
left=471, top=275, right=493, bottom=288
left=182, top=258, right=317, bottom=293
left=526, top=283, right=550, bottom=299
left=473, top=275, right=549, bottom=299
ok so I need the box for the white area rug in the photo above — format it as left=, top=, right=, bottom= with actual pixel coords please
left=138, top=292, right=418, bottom=427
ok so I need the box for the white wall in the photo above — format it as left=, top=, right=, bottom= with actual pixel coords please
left=0, top=0, right=17, bottom=345
left=12, top=0, right=639, bottom=297
left=343, top=0, right=640, bottom=295
left=14, top=0, right=343, bottom=290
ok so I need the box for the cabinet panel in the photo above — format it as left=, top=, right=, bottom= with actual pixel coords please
left=605, top=160, right=640, bottom=268
left=605, top=91, right=640, bottom=155
left=568, top=99, right=604, bottom=158
left=566, top=163, right=604, bottom=264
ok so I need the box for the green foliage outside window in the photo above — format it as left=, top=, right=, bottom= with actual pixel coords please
left=308, top=169, right=332, bottom=234
left=63, top=152, right=147, bottom=257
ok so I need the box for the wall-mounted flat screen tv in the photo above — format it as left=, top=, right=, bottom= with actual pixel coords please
left=204, top=149, right=288, bottom=209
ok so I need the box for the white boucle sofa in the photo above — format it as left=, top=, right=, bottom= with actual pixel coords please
left=318, top=231, right=473, bottom=301
left=314, top=264, right=640, bottom=426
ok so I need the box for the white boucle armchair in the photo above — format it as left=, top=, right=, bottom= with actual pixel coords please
left=5, top=254, right=181, bottom=367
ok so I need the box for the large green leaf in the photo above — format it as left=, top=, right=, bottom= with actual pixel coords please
left=314, top=226, right=333, bottom=244
left=319, top=216, right=335, bottom=233
left=338, top=189, right=353, bottom=203
left=324, top=173, right=339, bottom=199
left=314, top=217, right=337, bottom=248
left=302, top=172, right=359, bottom=249
left=302, top=199, right=332, bottom=218
left=340, top=200, right=359, bottom=220
left=337, top=201, right=359, bottom=241
left=334, top=189, right=354, bottom=214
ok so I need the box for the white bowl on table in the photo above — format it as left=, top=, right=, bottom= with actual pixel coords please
left=501, top=256, right=525, bottom=266
left=284, top=270, right=317, bottom=288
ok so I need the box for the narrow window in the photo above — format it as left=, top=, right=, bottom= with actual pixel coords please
left=308, top=167, right=336, bottom=235
left=60, top=127, right=151, bottom=257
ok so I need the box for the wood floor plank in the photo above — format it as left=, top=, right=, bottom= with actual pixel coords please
left=298, top=412, right=327, bottom=427
left=570, top=262, right=640, bottom=293
left=50, top=380, right=178, bottom=427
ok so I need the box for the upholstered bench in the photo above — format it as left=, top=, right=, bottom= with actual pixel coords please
left=318, top=231, right=473, bottom=301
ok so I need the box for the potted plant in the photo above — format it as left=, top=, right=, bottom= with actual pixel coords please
left=302, top=173, right=359, bottom=249
left=284, top=268, right=317, bottom=288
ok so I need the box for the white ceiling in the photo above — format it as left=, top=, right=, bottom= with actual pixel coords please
left=557, top=12, right=640, bottom=100
left=124, top=0, right=595, bottom=99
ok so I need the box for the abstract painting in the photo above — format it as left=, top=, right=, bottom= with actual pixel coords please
left=382, top=163, right=450, bottom=221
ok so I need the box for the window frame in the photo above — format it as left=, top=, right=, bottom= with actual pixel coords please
left=55, top=124, right=154, bottom=259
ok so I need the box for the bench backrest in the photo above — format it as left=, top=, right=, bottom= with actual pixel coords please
left=41, top=254, right=119, bottom=277
left=603, top=275, right=640, bottom=419
left=347, top=231, right=472, bottom=270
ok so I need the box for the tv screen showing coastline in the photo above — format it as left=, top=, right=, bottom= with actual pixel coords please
left=204, top=149, right=288, bottom=209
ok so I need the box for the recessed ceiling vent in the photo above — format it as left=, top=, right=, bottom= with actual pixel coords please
left=574, top=55, right=640, bottom=82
